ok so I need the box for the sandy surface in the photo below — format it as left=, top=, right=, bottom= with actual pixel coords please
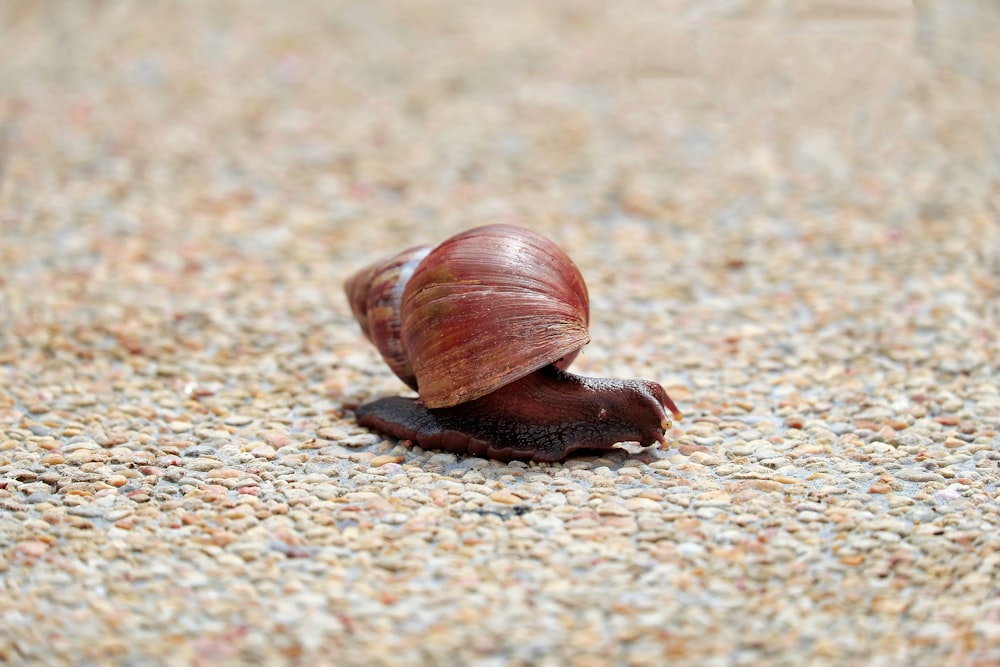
left=2, top=2, right=999, bottom=665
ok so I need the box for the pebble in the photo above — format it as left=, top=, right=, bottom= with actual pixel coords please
left=250, top=444, right=278, bottom=459
left=738, top=479, right=783, bottom=493
left=895, top=469, right=946, bottom=483
left=206, top=468, right=242, bottom=479
left=63, top=440, right=100, bottom=452
left=15, top=540, right=50, bottom=558
left=340, top=434, right=382, bottom=448
left=67, top=506, right=106, bottom=518
left=316, top=427, right=348, bottom=441
left=181, top=445, right=217, bottom=458
left=369, top=454, right=405, bottom=467
left=185, top=457, right=223, bottom=472
left=223, top=415, right=255, bottom=427
left=489, top=490, right=522, bottom=505
left=168, top=421, right=194, bottom=433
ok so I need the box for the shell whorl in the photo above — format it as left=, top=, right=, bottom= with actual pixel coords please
left=344, top=224, right=590, bottom=409
left=344, top=244, right=431, bottom=391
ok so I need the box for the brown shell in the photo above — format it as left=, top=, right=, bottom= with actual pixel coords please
left=344, top=244, right=431, bottom=390
left=400, top=224, right=590, bottom=408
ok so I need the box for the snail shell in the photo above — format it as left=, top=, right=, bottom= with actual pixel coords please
left=345, top=243, right=431, bottom=391
left=345, top=224, right=681, bottom=462
left=346, top=224, right=590, bottom=407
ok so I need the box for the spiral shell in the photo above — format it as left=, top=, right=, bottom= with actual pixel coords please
left=344, top=224, right=590, bottom=409
left=344, top=244, right=431, bottom=390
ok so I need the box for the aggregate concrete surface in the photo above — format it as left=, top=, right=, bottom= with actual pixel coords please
left=1, top=2, right=999, bottom=665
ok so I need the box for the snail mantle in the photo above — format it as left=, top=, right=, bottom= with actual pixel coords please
left=344, top=223, right=682, bottom=462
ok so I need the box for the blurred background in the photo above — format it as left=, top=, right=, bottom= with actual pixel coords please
left=1, top=0, right=998, bottom=327
left=3, top=0, right=997, bottom=225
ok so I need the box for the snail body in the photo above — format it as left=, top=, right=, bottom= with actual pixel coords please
left=345, top=224, right=681, bottom=462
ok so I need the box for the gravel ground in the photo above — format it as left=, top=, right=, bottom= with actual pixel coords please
left=2, top=2, right=999, bottom=666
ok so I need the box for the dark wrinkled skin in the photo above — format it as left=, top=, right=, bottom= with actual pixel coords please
left=355, top=365, right=680, bottom=462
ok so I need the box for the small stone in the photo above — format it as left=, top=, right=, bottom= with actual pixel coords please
left=489, top=490, right=522, bottom=505
left=596, top=502, right=630, bottom=516
left=876, top=426, right=899, bottom=444
left=895, top=469, right=945, bottom=483
left=186, top=457, right=223, bottom=472
left=181, top=445, right=216, bottom=458
left=68, top=506, right=106, bottom=518
left=625, top=497, right=660, bottom=511
left=540, top=492, right=567, bottom=507
left=37, top=437, right=61, bottom=450
left=63, top=440, right=100, bottom=452
left=853, top=419, right=878, bottom=432
left=317, top=427, right=348, bottom=441
left=67, top=449, right=95, bottom=463
left=695, top=490, right=731, bottom=507
left=102, top=509, right=132, bottom=523
left=156, top=363, right=181, bottom=377
left=98, top=430, right=130, bottom=446
left=340, top=433, right=381, bottom=447
left=740, top=479, right=783, bottom=493
left=370, top=454, right=405, bottom=467
left=193, top=426, right=230, bottom=440
left=15, top=540, right=50, bottom=558
left=0, top=497, right=28, bottom=512
left=200, top=485, right=229, bottom=503
left=264, top=432, right=293, bottom=448
left=250, top=445, right=277, bottom=459
left=772, top=475, right=801, bottom=485
left=169, top=421, right=194, bottom=433
left=206, top=468, right=241, bottom=479
left=676, top=542, right=706, bottom=557
left=40, top=452, right=65, bottom=465
left=223, top=415, right=254, bottom=426
left=689, top=451, right=722, bottom=466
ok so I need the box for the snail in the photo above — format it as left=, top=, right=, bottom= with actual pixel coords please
left=344, top=223, right=682, bottom=462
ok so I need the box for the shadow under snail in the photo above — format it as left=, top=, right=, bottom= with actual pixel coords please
left=344, top=223, right=682, bottom=462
